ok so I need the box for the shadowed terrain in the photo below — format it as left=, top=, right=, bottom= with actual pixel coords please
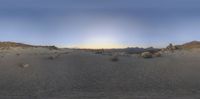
left=0, top=42, right=200, bottom=99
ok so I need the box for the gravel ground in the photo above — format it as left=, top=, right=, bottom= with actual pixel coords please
left=0, top=48, right=200, bottom=99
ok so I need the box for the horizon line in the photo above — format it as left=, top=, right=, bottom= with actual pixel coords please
left=1, top=40, right=198, bottom=49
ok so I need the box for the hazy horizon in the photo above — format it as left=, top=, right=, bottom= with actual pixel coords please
left=1, top=0, right=200, bottom=48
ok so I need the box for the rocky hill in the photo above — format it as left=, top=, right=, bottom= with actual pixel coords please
left=0, top=42, right=33, bottom=48
left=0, top=42, right=58, bottom=50
left=177, top=41, right=200, bottom=49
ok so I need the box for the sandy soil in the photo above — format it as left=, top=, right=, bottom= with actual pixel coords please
left=0, top=47, right=200, bottom=99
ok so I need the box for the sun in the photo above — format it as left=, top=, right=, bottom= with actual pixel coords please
left=76, top=20, right=125, bottom=49
left=79, top=43, right=123, bottom=49
left=78, top=35, right=123, bottom=49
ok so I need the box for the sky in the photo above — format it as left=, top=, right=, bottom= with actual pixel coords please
left=0, top=0, right=200, bottom=48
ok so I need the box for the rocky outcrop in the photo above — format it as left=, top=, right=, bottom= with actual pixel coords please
left=161, top=43, right=178, bottom=52
left=166, top=43, right=178, bottom=50
left=141, top=52, right=153, bottom=58
left=153, top=52, right=161, bottom=57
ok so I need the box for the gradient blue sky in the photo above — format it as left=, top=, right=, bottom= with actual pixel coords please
left=0, top=0, right=200, bottom=48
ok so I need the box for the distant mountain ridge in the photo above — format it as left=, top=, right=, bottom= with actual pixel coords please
left=0, top=42, right=58, bottom=50
left=123, top=47, right=160, bottom=54
left=1, top=41, right=200, bottom=50
left=178, top=41, right=200, bottom=49
left=0, top=42, right=33, bottom=48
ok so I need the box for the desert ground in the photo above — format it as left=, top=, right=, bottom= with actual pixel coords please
left=1, top=44, right=200, bottom=99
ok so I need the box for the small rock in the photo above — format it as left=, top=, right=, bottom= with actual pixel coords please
left=48, top=56, right=56, bottom=60
left=20, top=64, right=30, bottom=68
left=16, top=53, right=20, bottom=56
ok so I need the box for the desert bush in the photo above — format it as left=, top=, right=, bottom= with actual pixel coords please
left=141, top=52, right=153, bottom=58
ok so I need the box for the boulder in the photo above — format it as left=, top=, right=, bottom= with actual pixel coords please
left=166, top=43, right=178, bottom=52
left=141, top=52, right=153, bottom=58
left=166, top=43, right=173, bottom=50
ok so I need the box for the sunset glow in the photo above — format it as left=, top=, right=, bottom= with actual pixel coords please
left=0, top=0, right=200, bottom=48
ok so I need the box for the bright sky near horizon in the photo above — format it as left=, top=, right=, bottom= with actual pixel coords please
left=0, top=0, right=200, bottom=48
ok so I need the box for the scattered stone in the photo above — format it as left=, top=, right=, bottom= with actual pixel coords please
left=19, top=63, right=30, bottom=68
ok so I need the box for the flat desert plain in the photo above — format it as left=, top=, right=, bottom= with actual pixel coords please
left=0, top=47, right=200, bottom=99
